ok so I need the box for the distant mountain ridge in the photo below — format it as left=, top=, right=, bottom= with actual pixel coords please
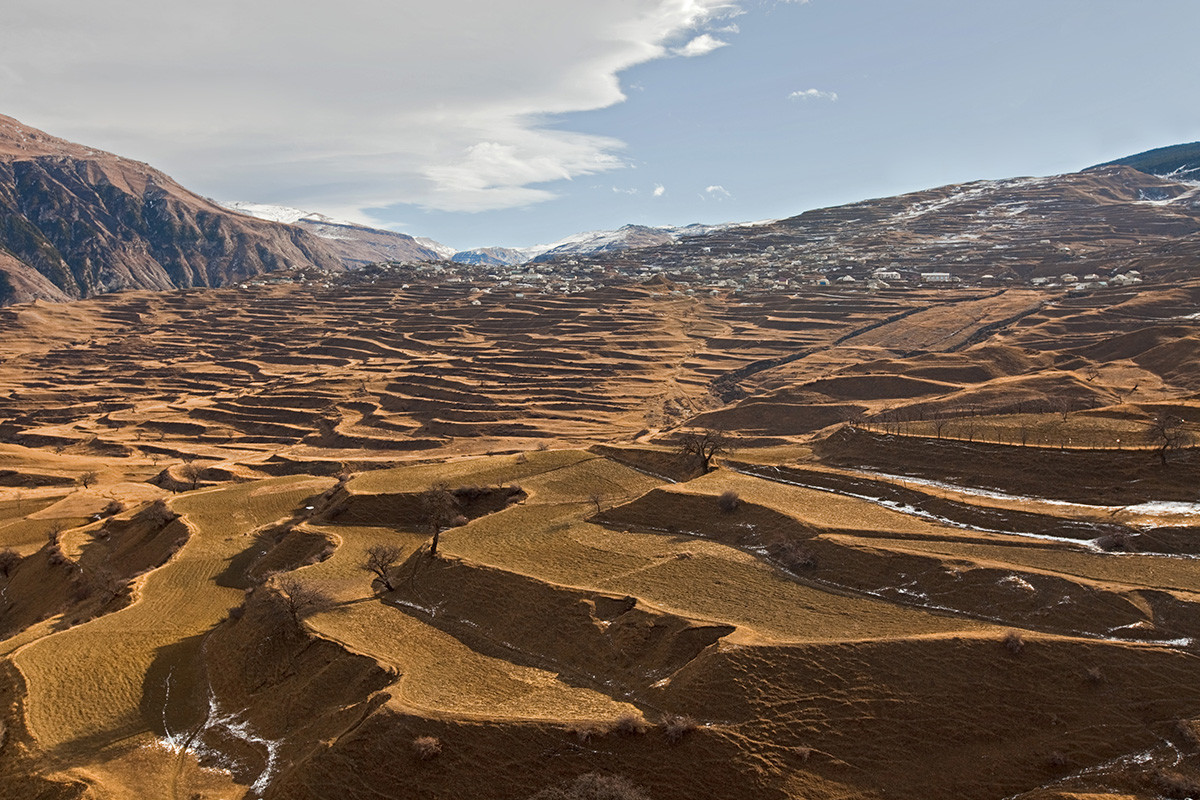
left=1092, top=141, right=1200, bottom=182
left=220, top=203, right=744, bottom=267
left=0, top=114, right=343, bottom=306
left=220, top=201, right=455, bottom=265
left=452, top=221, right=750, bottom=266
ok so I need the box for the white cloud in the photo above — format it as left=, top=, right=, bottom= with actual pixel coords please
left=676, top=33, right=729, bottom=57
left=0, top=0, right=743, bottom=219
left=789, top=88, right=839, bottom=101
left=653, top=183, right=666, bottom=197
left=612, top=186, right=639, bottom=194
left=704, top=184, right=732, bottom=199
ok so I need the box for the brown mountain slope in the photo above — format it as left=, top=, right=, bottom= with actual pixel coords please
left=292, top=218, right=448, bottom=265
left=0, top=114, right=344, bottom=305
left=556, top=165, right=1200, bottom=284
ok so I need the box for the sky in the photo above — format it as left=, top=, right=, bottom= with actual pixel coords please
left=2, top=0, right=1199, bottom=251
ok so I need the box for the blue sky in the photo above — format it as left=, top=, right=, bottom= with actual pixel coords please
left=2, top=1, right=1198, bottom=250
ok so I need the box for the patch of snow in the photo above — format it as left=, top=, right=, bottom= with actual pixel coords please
left=153, top=683, right=285, bottom=797
left=1124, top=500, right=1200, bottom=516
left=999, top=575, right=1036, bottom=593
left=414, top=237, right=457, bottom=259
left=218, top=200, right=357, bottom=227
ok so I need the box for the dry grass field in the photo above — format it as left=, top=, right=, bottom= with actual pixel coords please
left=0, top=275, right=1197, bottom=799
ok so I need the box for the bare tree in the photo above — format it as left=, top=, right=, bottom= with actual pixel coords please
left=363, top=544, right=404, bottom=592
left=421, top=483, right=461, bottom=557
left=678, top=428, right=729, bottom=474
left=588, top=492, right=604, bottom=514
left=180, top=463, right=203, bottom=491
left=273, top=576, right=333, bottom=624
left=79, top=471, right=99, bottom=490
left=1147, top=411, right=1189, bottom=466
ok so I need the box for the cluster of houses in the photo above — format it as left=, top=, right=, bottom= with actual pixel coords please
left=293, top=237, right=1156, bottom=298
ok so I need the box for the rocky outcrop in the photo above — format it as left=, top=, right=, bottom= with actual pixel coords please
left=0, top=114, right=344, bottom=306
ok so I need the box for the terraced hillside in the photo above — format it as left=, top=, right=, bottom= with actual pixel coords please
left=0, top=273, right=1197, bottom=799
left=0, top=280, right=1016, bottom=470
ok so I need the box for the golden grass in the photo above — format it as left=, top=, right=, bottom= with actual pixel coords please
left=438, top=494, right=988, bottom=644
left=0, top=494, right=60, bottom=523
left=52, top=740, right=242, bottom=800
left=346, top=449, right=592, bottom=495
left=293, top=523, right=636, bottom=721
left=0, top=515, right=90, bottom=555
left=682, top=468, right=967, bottom=537
left=11, top=475, right=332, bottom=753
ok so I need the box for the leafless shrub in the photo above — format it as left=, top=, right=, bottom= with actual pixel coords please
left=146, top=498, right=180, bottom=526
left=78, top=470, right=99, bottom=489
left=453, top=485, right=489, bottom=502
left=101, top=499, right=126, bottom=517
left=532, top=773, right=651, bottom=800
left=1096, top=531, right=1135, bottom=552
left=0, top=548, right=22, bottom=578
left=568, top=721, right=611, bottom=743
left=795, top=745, right=814, bottom=762
left=660, top=714, right=697, bottom=744
left=774, top=541, right=818, bottom=571
left=1002, top=630, right=1025, bottom=655
left=87, top=567, right=127, bottom=606
left=717, top=490, right=740, bottom=514
left=1084, top=666, right=1103, bottom=685
left=304, top=543, right=336, bottom=566
left=612, top=713, right=648, bottom=736
left=412, top=735, right=442, bottom=761
left=46, top=527, right=68, bottom=567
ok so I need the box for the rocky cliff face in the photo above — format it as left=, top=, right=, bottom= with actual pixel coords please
left=0, top=115, right=344, bottom=306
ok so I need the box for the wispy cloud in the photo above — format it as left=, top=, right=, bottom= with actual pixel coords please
left=653, top=183, right=666, bottom=197
left=703, top=184, right=732, bottom=199
left=789, top=88, right=838, bottom=101
left=0, top=0, right=744, bottom=219
left=676, top=34, right=729, bottom=57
